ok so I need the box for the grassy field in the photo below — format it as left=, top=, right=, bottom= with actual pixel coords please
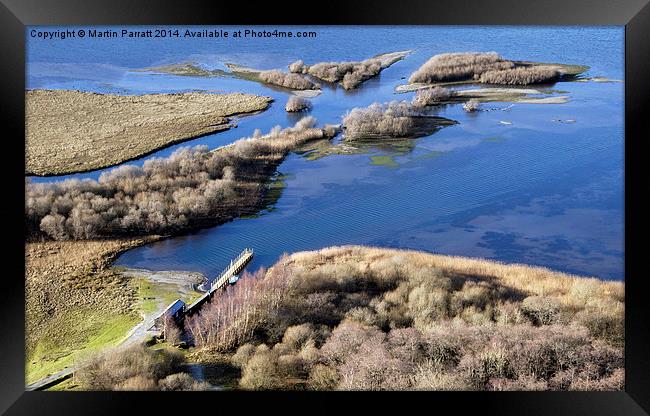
left=133, top=275, right=204, bottom=315
left=28, top=268, right=205, bottom=386
left=26, top=309, right=139, bottom=384
left=25, top=238, right=158, bottom=384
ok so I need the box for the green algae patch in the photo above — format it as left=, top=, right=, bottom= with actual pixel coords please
left=370, top=155, right=400, bottom=168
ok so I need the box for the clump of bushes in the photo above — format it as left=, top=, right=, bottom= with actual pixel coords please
left=408, top=52, right=563, bottom=86
left=185, top=260, right=293, bottom=351
left=409, top=52, right=514, bottom=84
left=188, top=246, right=624, bottom=391
left=520, top=296, right=562, bottom=325
left=342, top=101, right=415, bottom=140
left=26, top=118, right=337, bottom=240
left=288, top=60, right=307, bottom=74
left=479, top=66, right=560, bottom=85
left=342, top=101, right=456, bottom=141
left=289, top=56, right=391, bottom=90
left=463, top=99, right=481, bottom=112
left=76, top=344, right=210, bottom=391
left=258, top=70, right=319, bottom=90
left=285, top=96, right=312, bottom=112
left=411, top=87, right=453, bottom=108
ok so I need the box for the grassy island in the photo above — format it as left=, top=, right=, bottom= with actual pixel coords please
left=26, top=90, right=272, bottom=176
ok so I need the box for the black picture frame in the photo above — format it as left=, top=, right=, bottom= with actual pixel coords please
left=1, top=0, right=648, bottom=414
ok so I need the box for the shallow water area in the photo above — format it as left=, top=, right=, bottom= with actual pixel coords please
left=27, top=26, right=624, bottom=280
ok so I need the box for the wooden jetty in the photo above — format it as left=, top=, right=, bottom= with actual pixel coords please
left=185, top=248, right=254, bottom=314
left=152, top=248, right=254, bottom=321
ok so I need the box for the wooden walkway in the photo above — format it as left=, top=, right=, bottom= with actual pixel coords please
left=184, top=248, right=254, bottom=315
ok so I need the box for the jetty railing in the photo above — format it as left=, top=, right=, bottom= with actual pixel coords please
left=205, top=248, right=254, bottom=292
left=187, top=248, right=254, bottom=314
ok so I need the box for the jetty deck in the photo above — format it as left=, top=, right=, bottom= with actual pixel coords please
left=185, top=248, right=254, bottom=315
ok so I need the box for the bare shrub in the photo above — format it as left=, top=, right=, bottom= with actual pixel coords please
left=158, top=373, right=211, bottom=391
left=320, top=320, right=385, bottom=365
left=308, top=364, right=339, bottom=390
left=239, top=345, right=282, bottom=390
left=280, top=323, right=316, bottom=352
left=114, top=375, right=158, bottom=391
left=409, top=52, right=514, bottom=84
left=411, top=362, right=466, bottom=390
left=411, top=87, right=453, bottom=107
left=459, top=346, right=512, bottom=389
left=258, top=70, right=319, bottom=90
left=305, top=59, right=382, bottom=90
left=231, top=343, right=257, bottom=368
left=76, top=344, right=186, bottom=390
left=27, top=119, right=336, bottom=240
left=463, top=99, right=481, bottom=112
left=489, top=375, right=548, bottom=391
left=163, top=313, right=182, bottom=345
left=566, top=368, right=624, bottom=391
left=576, top=302, right=624, bottom=345
left=288, top=59, right=307, bottom=74
left=521, top=296, right=562, bottom=325
left=285, top=96, right=312, bottom=112
left=479, top=66, right=560, bottom=85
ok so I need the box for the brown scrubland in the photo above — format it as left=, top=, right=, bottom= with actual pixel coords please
left=408, top=52, right=576, bottom=86
left=187, top=246, right=624, bottom=391
left=289, top=51, right=410, bottom=90
left=478, top=66, right=560, bottom=85
left=76, top=344, right=209, bottom=390
left=25, top=90, right=272, bottom=176
left=342, top=101, right=457, bottom=141
left=26, top=118, right=338, bottom=241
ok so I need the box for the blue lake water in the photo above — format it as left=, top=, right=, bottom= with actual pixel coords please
left=27, top=26, right=625, bottom=280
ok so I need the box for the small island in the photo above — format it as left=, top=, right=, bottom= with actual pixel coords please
left=26, top=90, right=273, bottom=175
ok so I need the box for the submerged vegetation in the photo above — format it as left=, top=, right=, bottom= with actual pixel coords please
left=26, top=118, right=338, bottom=240
left=289, top=51, right=410, bottom=90
left=187, top=246, right=624, bottom=391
